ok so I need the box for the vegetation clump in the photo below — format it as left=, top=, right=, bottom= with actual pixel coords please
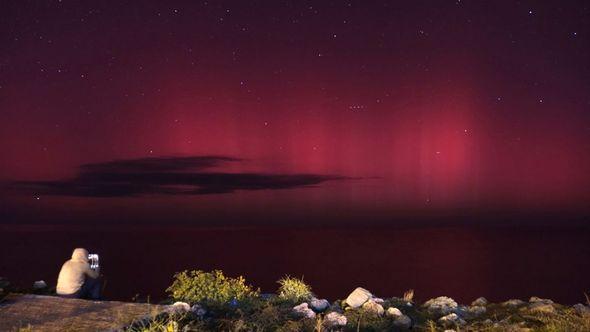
left=276, top=276, right=313, bottom=303
left=127, top=270, right=590, bottom=331
left=166, top=269, right=258, bottom=306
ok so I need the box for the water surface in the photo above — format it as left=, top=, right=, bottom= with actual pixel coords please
left=1, top=225, right=589, bottom=304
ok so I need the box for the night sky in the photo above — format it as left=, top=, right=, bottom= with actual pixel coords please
left=1, top=1, right=589, bottom=227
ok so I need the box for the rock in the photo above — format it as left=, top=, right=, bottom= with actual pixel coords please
left=168, top=301, right=191, bottom=314
left=362, top=300, right=384, bottom=316
left=386, top=306, right=412, bottom=328
left=386, top=307, right=403, bottom=317
left=573, top=303, right=590, bottom=316
left=293, top=303, right=316, bottom=319
left=471, top=297, right=488, bottom=306
left=468, top=305, right=487, bottom=316
left=454, top=305, right=468, bottom=317
left=423, top=296, right=458, bottom=316
left=345, top=287, right=372, bottom=308
left=528, top=301, right=556, bottom=314
left=443, top=330, right=457, bottom=332
left=190, top=304, right=206, bottom=317
left=529, top=296, right=553, bottom=304
left=32, top=280, right=47, bottom=289
left=393, top=314, right=412, bottom=329
left=438, top=313, right=466, bottom=328
left=502, top=299, right=525, bottom=307
left=324, top=312, right=347, bottom=328
left=373, top=297, right=385, bottom=304
left=310, top=298, right=330, bottom=312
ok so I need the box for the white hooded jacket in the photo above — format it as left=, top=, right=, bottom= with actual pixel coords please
left=56, top=248, right=100, bottom=295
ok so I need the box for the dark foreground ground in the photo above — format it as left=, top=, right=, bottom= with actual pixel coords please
left=0, top=294, right=168, bottom=332
left=1, top=225, right=589, bottom=304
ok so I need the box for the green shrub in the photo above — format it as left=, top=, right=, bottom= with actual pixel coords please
left=166, top=270, right=258, bottom=306
left=276, top=276, right=313, bottom=302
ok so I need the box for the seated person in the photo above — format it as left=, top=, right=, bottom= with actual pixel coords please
left=56, top=248, right=101, bottom=300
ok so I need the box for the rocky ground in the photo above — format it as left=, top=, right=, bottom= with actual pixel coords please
left=2, top=276, right=589, bottom=331
left=149, top=287, right=590, bottom=331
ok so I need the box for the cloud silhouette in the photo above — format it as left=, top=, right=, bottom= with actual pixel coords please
left=12, top=156, right=344, bottom=197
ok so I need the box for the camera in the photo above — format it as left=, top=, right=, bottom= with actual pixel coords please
left=88, top=254, right=99, bottom=270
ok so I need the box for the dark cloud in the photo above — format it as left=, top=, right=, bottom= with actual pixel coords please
left=11, top=156, right=344, bottom=197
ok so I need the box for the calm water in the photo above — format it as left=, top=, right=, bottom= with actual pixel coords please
left=1, top=225, right=589, bottom=304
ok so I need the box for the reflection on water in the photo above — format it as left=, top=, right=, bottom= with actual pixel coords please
left=1, top=225, right=589, bottom=304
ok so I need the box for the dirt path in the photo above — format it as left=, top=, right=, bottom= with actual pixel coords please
left=0, top=294, right=167, bottom=331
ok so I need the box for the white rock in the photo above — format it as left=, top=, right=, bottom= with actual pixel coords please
left=438, top=313, right=466, bottom=328
left=32, top=280, right=47, bottom=289
left=293, top=303, right=316, bottom=319
left=423, top=296, right=458, bottom=316
left=310, top=298, right=330, bottom=312
left=386, top=307, right=403, bottom=318
left=324, top=312, right=347, bottom=327
left=345, top=287, right=372, bottom=308
left=373, top=297, right=385, bottom=304
left=362, top=299, right=384, bottom=316
left=471, top=297, right=488, bottom=306
left=168, top=301, right=191, bottom=314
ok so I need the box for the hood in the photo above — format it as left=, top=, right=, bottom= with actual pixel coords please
left=71, top=248, right=89, bottom=262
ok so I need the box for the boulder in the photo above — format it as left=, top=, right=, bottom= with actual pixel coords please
left=394, top=315, right=412, bottom=329
left=373, top=297, right=385, bottom=304
left=168, top=301, right=191, bottom=314
left=324, top=312, right=347, bottom=328
left=502, top=299, right=525, bottom=307
left=528, top=301, right=555, bottom=314
left=293, top=303, right=316, bottom=319
left=345, top=287, right=372, bottom=308
left=438, top=313, right=466, bottom=328
left=468, top=305, right=486, bottom=316
left=386, top=307, right=403, bottom=318
left=310, top=298, right=330, bottom=312
left=32, top=280, right=47, bottom=290
left=362, top=300, right=384, bottom=316
left=423, top=296, right=458, bottom=316
left=573, top=303, right=590, bottom=316
left=471, top=297, right=488, bottom=306
left=529, top=296, right=553, bottom=304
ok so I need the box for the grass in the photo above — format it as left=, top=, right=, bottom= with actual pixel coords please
left=277, top=276, right=313, bottom=303
left=7, top=271, right=584, bottom=331
left=3, top=272, right=588, bottom=332
left=121, top=294, right=590, bottom=331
